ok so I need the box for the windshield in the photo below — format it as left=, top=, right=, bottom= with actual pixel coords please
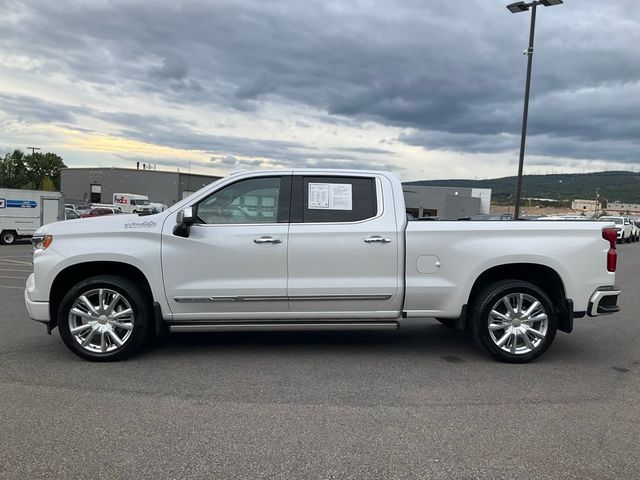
left=131, top=199, right=150, bottom=206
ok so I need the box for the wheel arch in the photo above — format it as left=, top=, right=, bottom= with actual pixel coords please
left=465, top=263, right=573, bottom=333
left=49, top=261, right=154, bottom=331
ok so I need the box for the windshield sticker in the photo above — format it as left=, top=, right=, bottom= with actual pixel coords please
left=308, top=183, right=353, bottom=210
left=124, top=220, right=157, bottom=229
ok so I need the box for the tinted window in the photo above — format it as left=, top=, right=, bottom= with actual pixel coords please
left=196, top=176, right=283, bottom=224
left=300, top=176, right=377, bottom=223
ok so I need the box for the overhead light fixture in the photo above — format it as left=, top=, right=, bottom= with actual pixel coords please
left=507, top=1, right=530, bottom=13
left=539, top=0, right=563, bottom=6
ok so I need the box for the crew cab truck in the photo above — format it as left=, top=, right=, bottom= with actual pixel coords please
left=25, top=169, right=621, bottom=362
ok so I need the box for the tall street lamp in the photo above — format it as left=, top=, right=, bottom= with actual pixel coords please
left=507, top=0, right=563, bottom=220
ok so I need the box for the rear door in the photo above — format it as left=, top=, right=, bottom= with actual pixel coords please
left=42, top=197, right=60, bottom=225
left=286, top=173, right=402, bottom=319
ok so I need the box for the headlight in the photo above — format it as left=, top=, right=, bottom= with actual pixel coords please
left=32, top=234, right=53, bottom=251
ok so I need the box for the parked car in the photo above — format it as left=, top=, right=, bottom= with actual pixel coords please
left=536, top=215, right=590, bottom=221
left=75, top=205, right=91, bottom=215
left=471, top=214, right=513, bottom=221
left=625, top=217, right=639, bottom=242
left=79, top=206, right=123, bottom=218
left=598, top=216, right=633, bottom=243
left=26, top=169, right=621, bottom=363
left=64, top=208, right=80, bottom=220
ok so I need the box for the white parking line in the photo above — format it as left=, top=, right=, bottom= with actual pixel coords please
left=0, top=276, right=28, bottom=279
left=0, top=259, right=32, bottom=266
left=0, top=285, right=24, bottom=290
left=0, top=269, right=32, bottom=273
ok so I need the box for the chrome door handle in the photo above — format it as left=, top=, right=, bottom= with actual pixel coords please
left=364, top=236, right=392, bottom=244
left=254, top=236, right=282, bottom=244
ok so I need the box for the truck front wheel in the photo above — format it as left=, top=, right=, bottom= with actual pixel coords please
left=1, top=230, right=17, bottom=245
left=470, top=280, right=557, bottom=363
left=57, top=275, right=151, bottom=361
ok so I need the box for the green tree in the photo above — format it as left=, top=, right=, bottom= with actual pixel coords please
left=0, top=150, right=29, bottom=188
left=25, top=152, right=66, bottom=190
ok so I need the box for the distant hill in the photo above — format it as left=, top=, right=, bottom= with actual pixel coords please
left=404, top=171, right=640, bottom=204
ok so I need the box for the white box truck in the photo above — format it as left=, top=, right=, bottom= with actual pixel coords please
left=113, top=193, right=153, bottom=214
left=0, top=188, right=64, bottom=245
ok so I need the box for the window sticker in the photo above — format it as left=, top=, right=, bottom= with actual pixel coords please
left=308, top=183, right=353, bottom=210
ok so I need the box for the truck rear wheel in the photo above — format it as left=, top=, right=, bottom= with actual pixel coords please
left=470, top=280, right=557, bottom=363
left=57, top=275, right=151, bottom=361
left=1, top=230, right=17, bottom=245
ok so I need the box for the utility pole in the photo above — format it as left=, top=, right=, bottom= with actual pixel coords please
left=27, top=147, right=41, bottom=156
left=506, top=0, right=564, bottom=219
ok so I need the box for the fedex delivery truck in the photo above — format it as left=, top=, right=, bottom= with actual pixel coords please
left=113, top=193, right=153, bottom=214
left=0, top=188, right=64, bottom=245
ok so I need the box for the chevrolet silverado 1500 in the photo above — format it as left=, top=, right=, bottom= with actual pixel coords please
left=25, top=169, right=621, bottom=362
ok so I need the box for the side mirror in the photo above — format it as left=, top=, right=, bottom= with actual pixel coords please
left=176, top=207, right=195, bottom=226
left=173, top=207, right=195, bottom=237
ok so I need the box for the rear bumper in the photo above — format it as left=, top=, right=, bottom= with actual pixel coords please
left=24, top=273, right=50, bottom=323
left=588, top=286, right=621, bottom=317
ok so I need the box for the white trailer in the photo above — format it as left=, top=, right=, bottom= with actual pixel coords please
left=113, top=193, right=152, bottom=214
left=0, top=188, right=64, bottom=245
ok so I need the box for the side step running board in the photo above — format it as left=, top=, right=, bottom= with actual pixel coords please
left=169, top=322, right=399, bottom=333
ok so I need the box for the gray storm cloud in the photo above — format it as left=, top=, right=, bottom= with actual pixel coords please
left=0, top=0, right=638, bottom=169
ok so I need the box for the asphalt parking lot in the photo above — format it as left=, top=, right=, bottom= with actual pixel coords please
left=1, top=242, right=639, bottom=479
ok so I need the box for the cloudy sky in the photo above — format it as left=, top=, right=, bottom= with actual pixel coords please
left=1, top=0, right=638, bottom=181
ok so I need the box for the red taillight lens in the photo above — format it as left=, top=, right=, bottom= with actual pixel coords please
left=602, top=227, right=617, bottom=272
left=602, top=228, right=617, bottom=245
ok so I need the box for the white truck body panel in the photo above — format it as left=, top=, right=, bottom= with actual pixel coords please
left=404, top=221, right=613, bottom=318
left=0, top=188, right=63, bottom=239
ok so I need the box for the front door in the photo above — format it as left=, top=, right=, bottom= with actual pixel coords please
left=162, top=175, right=291, bottom=321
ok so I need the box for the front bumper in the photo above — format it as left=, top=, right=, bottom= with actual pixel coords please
left=588, top=286, right=621, bottom=317
left=24, top=273, right=50, bottom=323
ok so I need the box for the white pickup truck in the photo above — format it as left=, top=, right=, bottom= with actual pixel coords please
left=25, top=169, right=621, bottom=362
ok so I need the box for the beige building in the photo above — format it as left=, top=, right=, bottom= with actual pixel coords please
left=571, top=199, right=602, bottom=216
left=605, top=201, right=640, bottom=216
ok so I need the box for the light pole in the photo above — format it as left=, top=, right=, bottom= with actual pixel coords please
left=507, top=0, right=563, bottom=220
left=27, top=146, right=41, bottom=156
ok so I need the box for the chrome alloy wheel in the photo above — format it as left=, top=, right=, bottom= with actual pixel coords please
left=487, top=293, right=549, bottom=355
left=68, top=288, right=135, bottom=354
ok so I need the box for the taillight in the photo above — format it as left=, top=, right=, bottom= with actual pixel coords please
left=602, top=228, right=617, bottom=272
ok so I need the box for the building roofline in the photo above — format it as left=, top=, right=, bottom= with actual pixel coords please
left=62, top=167, right=220, bottom=178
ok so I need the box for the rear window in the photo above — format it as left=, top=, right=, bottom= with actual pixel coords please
left=300, top=176, right=377, bottom=223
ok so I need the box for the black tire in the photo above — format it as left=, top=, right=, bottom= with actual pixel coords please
left=57, top=275, right=152, bottom=361
left=1, top=230, right=17, bottom=245
left=469, top=280, right=557, bottom=363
